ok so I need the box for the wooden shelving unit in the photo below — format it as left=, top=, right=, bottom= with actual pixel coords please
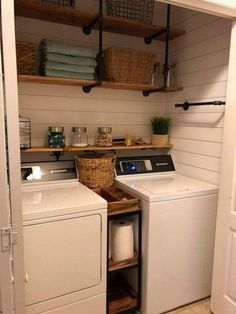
left=18, top=75, right=182, bottom=93
left=15, top=0, right=185, bottom=41
left=21, top=144, right=173, bottom=153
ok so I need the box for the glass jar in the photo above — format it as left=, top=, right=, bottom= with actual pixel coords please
left=96, top=127, right=113, bottom=147
left=71, top=127, right=88, bottom=147
left=48, top=126, right=65, bottom=148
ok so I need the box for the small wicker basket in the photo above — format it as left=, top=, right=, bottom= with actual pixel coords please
left=104, top=47, right=156, bottom=84
left=75, top=154, right=116, bottom=189
left=16, top=41, right=36, bottom=75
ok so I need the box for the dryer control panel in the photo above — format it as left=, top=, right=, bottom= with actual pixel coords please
left=116, top=155, right=175, bottom=176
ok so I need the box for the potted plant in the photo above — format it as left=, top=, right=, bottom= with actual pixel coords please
left=151, top=116, right=171, bottom=146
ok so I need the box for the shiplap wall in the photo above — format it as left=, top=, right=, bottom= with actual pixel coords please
left=16, top=0, right=168, bottom=153
left=166, top=8, right=231, bottom=184
left=17, top=1, right=231, bottom=184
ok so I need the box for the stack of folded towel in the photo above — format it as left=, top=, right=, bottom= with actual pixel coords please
left=39, top=39, right=97, bottom=80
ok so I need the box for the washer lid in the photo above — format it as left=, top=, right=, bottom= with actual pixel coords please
left=22, top=181, right=107, bottom=221
left=115, top=174, right=218, bottom=201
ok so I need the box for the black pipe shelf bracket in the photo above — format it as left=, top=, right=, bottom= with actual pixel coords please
left=83, top=0, right=103, bottom=93
left=144, top=29, right=167, bottom=45
left=143, top=4, right=171, bottom=97
left=82, top=15, right=100, bottom=35
left=175, top=101, right=226, bottom=111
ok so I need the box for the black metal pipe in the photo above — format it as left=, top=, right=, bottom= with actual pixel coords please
left=175, top=101, right=226, bottom=111
left=82, top=15, right=100, bottom=35
left=144, top=28, right=167, bottom=45
left=83, top=0, right=103, bottom=93
left=163, top=4, right=171, bottom=90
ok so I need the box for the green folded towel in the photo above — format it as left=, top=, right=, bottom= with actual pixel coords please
left=46, top=53, right=97, bottom=67
left=44, top=61, right=95, bottom=74
left=45, top=69, right=95, bottom=80
left=40, top=39, right=97, bottom=58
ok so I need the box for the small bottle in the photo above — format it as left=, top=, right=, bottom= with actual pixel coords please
left=71, top=127, right=88, bottom=147
left=96, top=127, right=113, bottom=147
left=48, top=126, right=65, bottom=148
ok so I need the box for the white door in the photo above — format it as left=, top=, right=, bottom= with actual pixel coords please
left=211, top=21, right=236, bottom=314
left=0, top=0, right=25, bottom=313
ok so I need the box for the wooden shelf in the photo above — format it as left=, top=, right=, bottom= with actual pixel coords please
left=21, top=144, right=172, bottom=153
left=15, top=0, right=185, bottom=41
left=18, top=75, right=182, bottom=93
left=21, top=147, right=64, bottom=153
left=109, top=252, right=138, bottom=272
left=108, top=275, right=138, bottom=314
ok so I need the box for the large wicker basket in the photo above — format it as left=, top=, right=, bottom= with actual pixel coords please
left=16, top=41, right=36, bottom=75
left=104, top=47, right=156, bottom=84
left=75, top=154, right=116, bottom=189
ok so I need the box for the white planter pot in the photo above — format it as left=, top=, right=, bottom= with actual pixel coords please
left=152, top=134, right=169, bottom=146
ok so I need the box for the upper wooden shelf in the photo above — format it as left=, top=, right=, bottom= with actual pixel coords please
left=15, top=0, right=185, bottom=41
left=18, top=75, right=182, bottom=93
left=21, top=144, right=173, bottom=153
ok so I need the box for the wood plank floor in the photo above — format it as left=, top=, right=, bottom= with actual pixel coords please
left=167, top=298, right=211, bottom=314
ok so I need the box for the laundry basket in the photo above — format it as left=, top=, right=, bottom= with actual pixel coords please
left=75, top=154, right=116, bottom=188
left=104, top=47, right=156, bottom=84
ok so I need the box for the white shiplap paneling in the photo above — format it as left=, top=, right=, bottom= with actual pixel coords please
left=167, top=7, right=230, bottom=184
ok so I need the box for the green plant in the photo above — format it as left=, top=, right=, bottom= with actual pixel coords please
left=151, top=116, right=171, bottom=135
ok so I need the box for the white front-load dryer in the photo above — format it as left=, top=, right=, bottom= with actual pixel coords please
left=21, top=161, right=107, bottom=314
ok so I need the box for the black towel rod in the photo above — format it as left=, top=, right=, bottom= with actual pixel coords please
left=175, top=101, right=226, bottom=111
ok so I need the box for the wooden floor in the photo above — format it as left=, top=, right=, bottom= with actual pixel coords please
left=166, top=298, right=211, bottom=314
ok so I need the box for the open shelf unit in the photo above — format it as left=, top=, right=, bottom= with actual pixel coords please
left=18, top=75, right=182, bottom=92
left=21, top=144, right=173, bottom=153
left=15, top=0, right=185, bottom=42
left=15, top=0, right=184, bottom=95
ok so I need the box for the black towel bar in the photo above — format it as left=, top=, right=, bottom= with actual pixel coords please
left=175, top=101, right=226, bottom=111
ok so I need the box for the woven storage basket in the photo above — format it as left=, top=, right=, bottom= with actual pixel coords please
left=104, top=47, right=156, bottom=84
left=40, top=0, right=75, bottom=7
left=106, top=0, right=154, bottom=24
left=16, top=41, right=36, bottom=75
left=75, top=154, right=116, bottom=189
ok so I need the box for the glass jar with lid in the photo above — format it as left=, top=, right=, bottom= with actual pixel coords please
left=71, top=127, right=88, bottom=147
left=48, top=126, right=65, bottom=148
left=96, top=127, right=113, bottom=147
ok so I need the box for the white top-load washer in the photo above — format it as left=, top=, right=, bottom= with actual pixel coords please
left=20, top=160, right=107, bottom=314
left=115, top=155, right=218, bottom=314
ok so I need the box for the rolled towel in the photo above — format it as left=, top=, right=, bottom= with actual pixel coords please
left=45, top=69, right=95, bottom=80
left=43, top=61, right=95, bottom=74
left=45, top=53, right=97, bottom=67
left=40, top=39, right=97, bottom=58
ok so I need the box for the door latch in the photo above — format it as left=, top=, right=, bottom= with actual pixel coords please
left=1, top=227, right=17, bottom=252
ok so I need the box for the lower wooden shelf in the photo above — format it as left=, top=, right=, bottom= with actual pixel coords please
left=21, top=144, right=172, bottom=153
left=108, top=274, right=138, bottom=314
left=109, top=252, right=138, bottom=272
left=18, top=75, right=182, bottom=93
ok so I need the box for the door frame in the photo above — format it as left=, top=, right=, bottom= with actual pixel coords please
left=157, top=0, right=236, bottom=18
left=1, top=1, right=25, bottom=313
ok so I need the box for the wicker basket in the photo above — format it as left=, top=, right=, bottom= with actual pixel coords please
left=104, top=47, right=156, bottom=84
left=106, top=0, right=154, bottom=24
left=16, top=41, right=36, bottom=75
left=75, top=154, right=116, bottom=189
left=40, top=0, right=75, bottom=7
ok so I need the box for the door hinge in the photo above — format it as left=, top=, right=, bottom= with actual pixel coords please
left=1, top=227, right=17, bottom=252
